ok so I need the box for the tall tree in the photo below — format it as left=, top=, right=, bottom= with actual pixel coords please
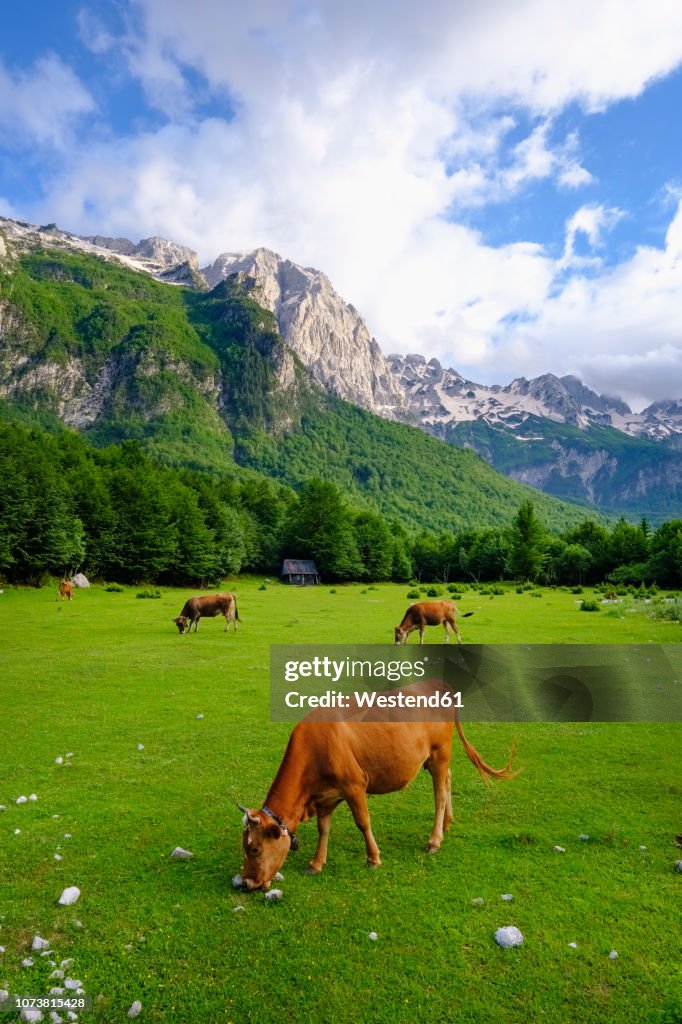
left=507, top=500, right=547, bottom=582
left=285, top=479, right=362, bottom=581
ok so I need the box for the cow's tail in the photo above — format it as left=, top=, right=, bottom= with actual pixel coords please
left=234, top=598, right=241, bottom=622
left=453, top=603, right=474, bottom=619
left=455, top=711, right=521, bottom=787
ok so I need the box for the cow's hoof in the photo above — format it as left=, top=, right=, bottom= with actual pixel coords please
left=426, top=843, right=441, bottom=854
left=366, top=860, right=381, bottom=869
left=305, top=864, right=322, bottom=876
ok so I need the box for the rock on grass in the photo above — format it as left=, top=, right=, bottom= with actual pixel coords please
left=127, top=999, right=142, bottom=1017
left=58, top=886, right=80, bottom=906
left=494, top=926, right=524, bottom=948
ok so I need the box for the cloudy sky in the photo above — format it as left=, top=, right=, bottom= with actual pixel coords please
left=2, top=1, right=682, bottom=409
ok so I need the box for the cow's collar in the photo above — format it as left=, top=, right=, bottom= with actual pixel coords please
left=261, top=805, right=299, bottom=851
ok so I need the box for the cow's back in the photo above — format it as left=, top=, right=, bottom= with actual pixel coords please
left=292, top=717, right=454, bottom=796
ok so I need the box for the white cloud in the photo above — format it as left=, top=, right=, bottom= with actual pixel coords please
left=0, top=55, right=94, bottom=150
left=9, top=0, right=682, bottom=408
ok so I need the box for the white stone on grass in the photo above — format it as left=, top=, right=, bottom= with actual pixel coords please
left=196, top=714, right=204, bottom=719
left=568, top=942, right=578, bottom=949
left=368, top=931, right=378, bottom=941
left=0, top=946, right=4, bottom=953
left=16, top=795, right=27, bottom=804
left=22, top=957, right=34, bottom=966
left=274, top=872, right=284, bottom=881
left=578, top=834, right=590, bottom=841
left=674, top=860, right=682, bottom=873
left=232, top=874, right=244, bottom=889
left=233, top=905, right=245, bottom=912
left=494, top=926, right=524, bottom=948
left=49, top=1013, right=64, bottom=1023
left=49, top=988, right=65, bottom=996
left=58, top=886, right=80, bottom=906
left=609, top=950, right=618, bottom=960
left=0, top=805, right=5, bottom=811
left=265, top=889, right=283, bottom=902
left=20, top=1009, right=43, bottom=1022
left=471, top=897, right=484, bottom=905
left=66, top=1014, right=78, bottom=1022
left=170, top=847, right=193, bottom=859
left=137, top=745, right=144, bottom=751
left=60, top=959, right=74, bottom=968
left=29, top=794, right=37, bottom=801
left=64, top=978, right=82, bottom=990
left=49, top=970, right=65, bottom=980
left=0, top=990, right=8, bottom=1003
left=54, top=854, right=62, bottom=861
left=32, top=935, right=50, bottom=950
left=65, top=753, right=73, bottom=758
left=127, top=999, right=142, bottom=1018
left=501, top=894, right=513, bottom=901
left=553, top=846, right=566, bottom=853
left=63, top=834, right=72, bottom=839
left=55, top=758, right=63, bottom=765
left=14, top=829, right=21, bottom=835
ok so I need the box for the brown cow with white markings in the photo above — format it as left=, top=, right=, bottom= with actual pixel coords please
left=57, top=580, right=73, bottom=602
left=173, top=593, right=240, bottom=634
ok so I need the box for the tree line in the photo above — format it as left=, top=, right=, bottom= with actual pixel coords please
left=1, top=424, right=680, bottom=588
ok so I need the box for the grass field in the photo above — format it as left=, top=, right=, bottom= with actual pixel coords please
left=0, top=580, right=680, bottom=1024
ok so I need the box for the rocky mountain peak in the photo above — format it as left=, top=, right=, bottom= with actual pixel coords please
left=201, top=248, right=404, bottom=416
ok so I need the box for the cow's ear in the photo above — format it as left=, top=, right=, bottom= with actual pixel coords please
left=266, top=824, right=282, bottom=840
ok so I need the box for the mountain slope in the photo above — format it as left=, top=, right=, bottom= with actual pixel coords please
left=0, top=229, right=590, bottom=534
left=2, top=215, right=677, bottom=520
left=388, top=354, right=681, bottom=520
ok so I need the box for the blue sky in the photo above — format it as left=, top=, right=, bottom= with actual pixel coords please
left=2, top=1, right=682, bottom=409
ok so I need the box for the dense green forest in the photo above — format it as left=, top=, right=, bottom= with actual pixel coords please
left=1, top=421, right=681, bottom=587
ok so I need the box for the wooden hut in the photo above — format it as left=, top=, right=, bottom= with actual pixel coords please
left=281, top=559, right=320, bottom=586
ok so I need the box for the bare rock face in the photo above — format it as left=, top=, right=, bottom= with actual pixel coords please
left=202, top=248, right=405, bottom=417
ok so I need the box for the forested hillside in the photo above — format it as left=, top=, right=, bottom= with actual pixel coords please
left=0, top=243, right=589, bottom=534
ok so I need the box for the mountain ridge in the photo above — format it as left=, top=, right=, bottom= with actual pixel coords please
left=1, top=215, right=679, bottom=518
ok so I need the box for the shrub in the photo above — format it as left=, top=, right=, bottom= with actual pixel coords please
left=406, top=589, right=420, bottom=599
left=425, top=586, right=443, bottom=597
left=580, top=599, right=600, bottom=612
left=105, top=583, right=124, bottom=592
left=136, top=588, right=161, bottom=599
left=571, top=585, right=583, bottom=594
left=258, top=584, right=267, bottom=591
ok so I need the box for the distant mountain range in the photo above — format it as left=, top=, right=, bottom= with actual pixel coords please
left=1, top=215, right=680, bottom=520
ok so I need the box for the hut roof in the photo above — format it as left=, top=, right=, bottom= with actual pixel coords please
left=281, top=559, right=319, bottom=576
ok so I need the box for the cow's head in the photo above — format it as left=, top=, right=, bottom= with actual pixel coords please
left=238, top=804, right=294, bottom=891
left=173, top=616, right=189, bottom=634
left=394, top=626, right=408, bottom=645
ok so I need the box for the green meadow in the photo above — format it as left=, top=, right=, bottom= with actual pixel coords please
left=0, top=580, right=680, bottom=1024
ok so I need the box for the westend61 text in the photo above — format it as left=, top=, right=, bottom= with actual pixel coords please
left=284, top=689, right=463, bottom=709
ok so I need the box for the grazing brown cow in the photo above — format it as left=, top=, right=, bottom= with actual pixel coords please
left=394, top=599, right=473, bottom=645
left=57, top=580, right=73, bottom=602
left=237, top=681, right=518, bottom=890
left=173, top=592, right=239, bottom=634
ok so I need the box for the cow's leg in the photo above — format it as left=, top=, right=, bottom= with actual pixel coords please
left=307, top=811, right=334, bottom=875
left=426, top=752, right=451, bottom=852
left=444, top=767, right=454, bottom=831
left=453, top=619, right=462, bottom=645
left=345, top=786, right=381, bottom=867
left=192, top=617, right=199, bottom=633
left=419, top=625, right=425, bottom=645
left=223, top=613, right=228, bottom=632
left=443, top=621, right=451, bottom=644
